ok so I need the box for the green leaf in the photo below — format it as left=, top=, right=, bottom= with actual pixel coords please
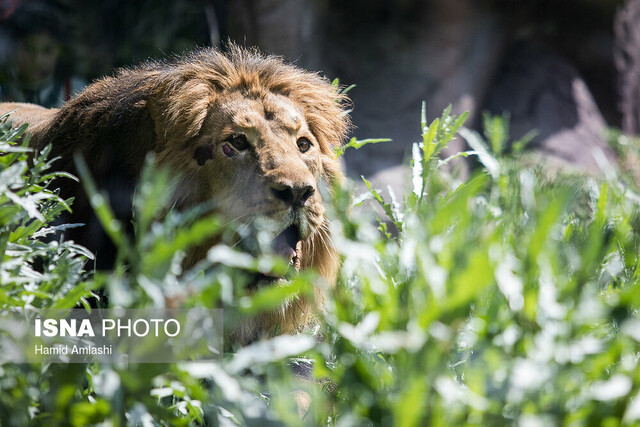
left=335, top=137, right=391, bottom=158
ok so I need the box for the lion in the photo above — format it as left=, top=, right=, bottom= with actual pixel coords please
left=0, top=45, right=351, bottom=345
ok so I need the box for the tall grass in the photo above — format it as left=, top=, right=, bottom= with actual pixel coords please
left=1, top=106, right=640, bottom=426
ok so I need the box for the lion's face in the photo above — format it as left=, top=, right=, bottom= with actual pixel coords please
left=157, top=88, right=336, bottom=274
left=202, top=91, right=325, bottom=251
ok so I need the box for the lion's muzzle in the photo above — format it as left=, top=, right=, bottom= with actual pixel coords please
left=270, top=181, right=315, bottom=208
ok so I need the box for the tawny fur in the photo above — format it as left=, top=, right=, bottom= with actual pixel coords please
left=0, top=102, right=57, bottom=134
left=0, top=45, right=351, bottom=345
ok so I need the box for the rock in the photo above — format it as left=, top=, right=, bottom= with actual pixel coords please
left=615, top=0, right=640, bottom=135
left=483, top=43, right=617, bottom=173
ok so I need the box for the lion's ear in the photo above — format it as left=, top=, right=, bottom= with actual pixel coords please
left=147, top=80, right=214, bottom=146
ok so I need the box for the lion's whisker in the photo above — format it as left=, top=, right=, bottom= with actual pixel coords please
left=317, top=223, right=337, bottom=263
left=217, top=212, right=253, bottom=229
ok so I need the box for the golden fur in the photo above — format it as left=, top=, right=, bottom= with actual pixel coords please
left=0, top=102, right=57, bottom=134
left=0, top=45, right=351, bottom=344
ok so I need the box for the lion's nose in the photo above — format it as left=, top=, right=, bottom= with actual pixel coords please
left=271, top=182, right=315, bottom=207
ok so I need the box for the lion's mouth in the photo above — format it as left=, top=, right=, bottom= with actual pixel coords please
left=272, top=224, right=301, bottom=266
left=251, top=224, right=302, bottom=287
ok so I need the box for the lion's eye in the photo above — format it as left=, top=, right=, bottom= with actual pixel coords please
left=297, top=137, right=311, bottom=153
left=227, top=134, right=249, bottom=151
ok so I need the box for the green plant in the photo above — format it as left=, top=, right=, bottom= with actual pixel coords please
left=2, top=106, right=640, bottom=426
left=0, top=114, right=97, bottom=425
left=319, top=107, right=640, bottom=424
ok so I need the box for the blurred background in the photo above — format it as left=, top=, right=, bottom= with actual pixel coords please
left=0, top=0, right=638, bottom=190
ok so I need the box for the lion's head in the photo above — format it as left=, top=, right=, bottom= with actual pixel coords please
left=150, top=47, right=351, bottom=342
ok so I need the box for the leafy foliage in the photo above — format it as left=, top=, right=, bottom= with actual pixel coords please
left=0, top=114, right=96, bottom=426
left=2, top=106, right=640, bottom=426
